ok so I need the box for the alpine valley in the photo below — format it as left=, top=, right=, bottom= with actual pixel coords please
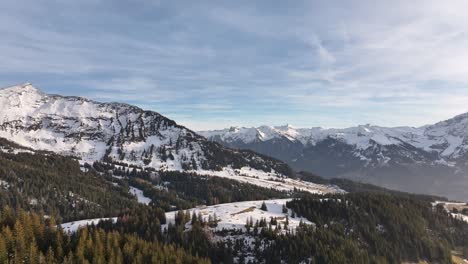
left=1, top=83, right=468, bottom=264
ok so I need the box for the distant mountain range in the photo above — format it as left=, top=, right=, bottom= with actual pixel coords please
left=200, top=114, right=468, bottom=200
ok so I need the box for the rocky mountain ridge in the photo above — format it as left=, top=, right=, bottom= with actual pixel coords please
left=200, top=114, right=468, bottom=200
left=0, top=83, right=293, bottom=177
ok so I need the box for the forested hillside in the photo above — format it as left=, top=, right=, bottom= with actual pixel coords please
left=0, top=147, right=137, bottom=222
left=0, top=137, right=467, bottom=263
left=0, top=208, right=210, bottom=263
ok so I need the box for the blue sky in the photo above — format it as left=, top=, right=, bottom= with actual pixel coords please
left=2, top=0, right=468, bottom=130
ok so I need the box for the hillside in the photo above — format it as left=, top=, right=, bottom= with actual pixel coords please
left=0, top=83, right=295, bottom=175
left=1, top=130, right=467, bottom=263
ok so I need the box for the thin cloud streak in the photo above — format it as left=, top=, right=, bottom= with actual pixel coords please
left=1, top=0, right=468, bottom=130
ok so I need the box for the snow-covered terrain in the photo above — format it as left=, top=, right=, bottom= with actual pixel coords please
left=0, top=84, right=296, bottom=184
left=61, top=217, right=117, bottom=233
left=432, top=201, right=468, bottom=224
left=452, top=213, right=468, bottom=224
left=129, top=186, right=152, bottom=205
left=200, top=124, right=417, bottom=149
left=200, top=115, right=468, bottom=200
left=200, top=111, right=468, bottom=164
left=0, top=83, right=205, bottom=168
left=61, top=200, right=314, bottom=239
left=163, top=199, right=312, bottom=233
left=200, top=122, right=468, bottom=160
left=193, top=166, right=342, bottom=194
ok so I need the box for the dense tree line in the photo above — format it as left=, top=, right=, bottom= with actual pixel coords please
left=91, top=161, right=290, bottom=211
left=1, top=138, right=468, bottom=263
left=0, top=207, right=210, bottom=264
left=0, top=151, right=137, bottom=222
left=97, top=206, right=236, bottom=263
left=276, top=193, right=468, bottom=263
left=97, top=192, right=468, bottom=263
left=153, top=171, right=289, bottom=207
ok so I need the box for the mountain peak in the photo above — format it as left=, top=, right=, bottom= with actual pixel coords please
left=0, top=84, right=296, bottom=179
left=274, top=124, right=295, bottom=130
left=0, top=83, right=42, bottom=95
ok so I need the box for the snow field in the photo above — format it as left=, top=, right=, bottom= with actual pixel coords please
left=163, top=199, right=313, bottom=233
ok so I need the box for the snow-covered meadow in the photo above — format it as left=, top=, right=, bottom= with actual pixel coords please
left=163, top=199, right=313, bottom=233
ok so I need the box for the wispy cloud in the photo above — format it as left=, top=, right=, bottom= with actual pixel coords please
left=2, top=0, right=468, bottom=130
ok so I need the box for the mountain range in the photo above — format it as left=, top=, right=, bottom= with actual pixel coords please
left=2, top=83, right=468, bottom=200
left=0, top=83, right=341, bottom=194
left=0, top=83, right=290, bottom=171
left=0, top=83, right=467, bottom=263
left=200, top=114, right=468, bottom=200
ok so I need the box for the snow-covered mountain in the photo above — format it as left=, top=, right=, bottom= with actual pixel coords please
left=200, top=116, right=468, bottom=200
left=200, top=121, right=468, bottom=160
left=0, top=83, right=294, bottom=178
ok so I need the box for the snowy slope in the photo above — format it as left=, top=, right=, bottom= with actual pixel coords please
left=0, top=83, right=292, bottom=177
left=129, top=186, right=152, bottom=205
left=452, top=213, right=468, bottom=223
left=163, top=199, right=313, bottom=233
left=192, top=166, right=343, bottom=194
left=61, top=217, right=117, bottom=233
left=61, top=200, right=315, bottom=237
left=0, top=83, right=345, bottom=194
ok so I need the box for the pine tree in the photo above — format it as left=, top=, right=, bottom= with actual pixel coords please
left=261, top=201, right=268, bottom=211
left=28, top=241, right=39, bottom=264
left=45, top=246, right=55, bottom=264
left=0, top=236, right=7, bottom=263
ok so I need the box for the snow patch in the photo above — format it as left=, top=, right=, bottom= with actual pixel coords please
left=61, top=217, right=117, bottom=233
left=129, top=186, right=152, bottom=205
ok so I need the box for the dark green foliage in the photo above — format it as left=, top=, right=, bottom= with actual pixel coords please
left=200, top=141, right=295, bottom=177
left=0, top=207, right=210, bottom=264
left=99, top=206, right=167, bottom=242
left=0, top=150, right=137, bottom=222
left=462, top=208, right=468, bottom=216
left=158, top=171, right=289, bottom=207
left=1, top=139, right=466, bottom=263
left=278, top=193, right=467, bottom=263
left=92, top=161, right=290, bottom=211
left=262, top=224, right=370, bottom=264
